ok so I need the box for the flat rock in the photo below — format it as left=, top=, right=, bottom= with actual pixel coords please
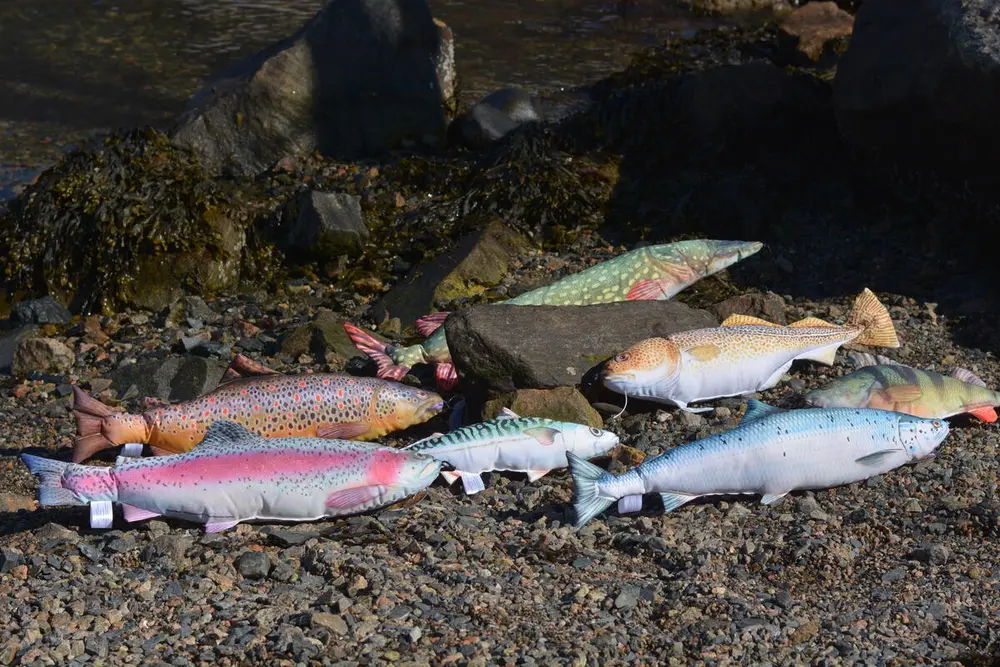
left=11, top=337, right=75, bottom=377
left=779, top=2, right=854, bottom=64
left=450, top=87, right=544, bottom=149
left=170, top=0, right=455, bottom=176
left=483, top=387, right=604, bottom=427
left=446, top=301, right=716, bottom=391
left=373, top=219, right=532, bottom=329
left=286, top=191, right=368, bottom=260
left=109, top=355, right=227, bottom=403
left=10, top=296, right=72, bottom=325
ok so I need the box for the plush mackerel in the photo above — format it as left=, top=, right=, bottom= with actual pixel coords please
left=568, top=400, right=950, bottom=527
left=805, top=352, right=1000, bottom=422
left=22, top=421, right=442, bottom=533
left=602, top=288, right=900, bottom=412
left=344, top=239, right=763, bottom=390
left=403, top=409, right=620, bottom=494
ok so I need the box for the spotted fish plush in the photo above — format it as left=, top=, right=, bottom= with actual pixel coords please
left=71, top=366, right=444, bottom=461
left=22, top=421, right=442, bottom=533
left=344, top=239, right=763, bottom=390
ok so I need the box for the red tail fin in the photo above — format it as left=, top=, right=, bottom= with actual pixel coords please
left=415, top=312, right=450, bottom=337
left=71, top=385, right=114, bottom=463
left=342, top=322, right=411, bottom=380
left=435, top=362, right=459, bottom=392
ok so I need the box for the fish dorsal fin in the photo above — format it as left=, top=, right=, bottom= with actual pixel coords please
left=951, top=367, right=988, bottom=388
left=740, top=399, right=787, bottom=424
left=721, top=314, right=778, bottom=327
left=847, top=352, right=901, bottom=369
left=789, top=317, right=838, bottom=328
left=497, top=407, right=521, bottom=420
left=197, top=420, right=256, bottom=448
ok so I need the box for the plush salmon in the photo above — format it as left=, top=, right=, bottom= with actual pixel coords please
left=804, top=352, right=1000, bottom=423
left=602, top=288, right=900, bottom=412
left=71, top=357, right=445, bottom=462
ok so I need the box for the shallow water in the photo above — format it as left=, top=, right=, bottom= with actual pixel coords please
left=0, top=0, right=722, bottom=199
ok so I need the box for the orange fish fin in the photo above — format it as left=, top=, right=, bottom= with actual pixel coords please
left=626, top=279, right=672, bottom=301
left=72, top=433, right=113, bottom=463
left=846, top=288, right=900, bottom=348
left=951, top=367, right=988, bottom=388
left=968, top=407, right=998, bottom=423
left=789, top=317, right=838, bottom=328
left=415, top=312, right=450, bottom=337
left=687, top=344, right=722, bottom=362
left=317, top=421, right=372, bottom=440
left=881, top=385, right=923, bottom=403
left=720, top=314, right=777, bottom=327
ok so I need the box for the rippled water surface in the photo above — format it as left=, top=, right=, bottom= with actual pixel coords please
left=0, top=0, right=721, bottom=198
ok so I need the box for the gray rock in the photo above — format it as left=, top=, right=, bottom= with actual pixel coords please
left=0, top=325, right=39, bottom=374
left=109, top=355, right=227, bottom=403
left=451, top=87, right=543, bottom=149
left=445, top=301, right=716, bottom=391
left=909, top=543, right=950, bottom=566
left=11, top=337, right=75, bottom=377
left=0, top=548, right=25, bottom=573
left=236, top=551, right=272, bottom=580
left=279, top=309, right=360, bottom=362
left=834, top=0, right=1000, bottom=189
left=10, top=296, right=72, bottom=325
left=170, top=0, right=455, bottom=176
left=286, top=191, right=368, bottom=260
left=614, top=589, right=638, bottom=610
left=710, top=292, right=787, bottom=325
left=166, top=296, right=218, bottom=327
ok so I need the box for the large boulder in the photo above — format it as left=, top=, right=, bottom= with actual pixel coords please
left=11, top=337, right=75, bottom=377
left=171, top=0, right=456, bottom=176
left=445, top=301, right=717, bottom=391
left=833, top=0, right=1000, bottom=189
left=109, top=355, right=228, bottom=403
left=483, top=387, right=604, bottom=428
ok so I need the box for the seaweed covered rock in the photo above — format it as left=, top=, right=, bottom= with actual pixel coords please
left=834, top=0, right=1000, bottom=191
left=0, top=129, right=277, bottom=315
left=170, top=0, right=455, bottom=177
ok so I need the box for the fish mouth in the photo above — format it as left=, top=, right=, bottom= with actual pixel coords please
left=416, top=400, right=446, bottom=420
left=602, top=371, right=636, bottom=385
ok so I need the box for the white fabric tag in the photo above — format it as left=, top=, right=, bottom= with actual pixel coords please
left=120, top=443, right=144, bottom=458
left=90, top=501, right=114, bottom=529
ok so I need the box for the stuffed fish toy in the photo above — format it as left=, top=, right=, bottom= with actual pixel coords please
left=601, top=288, right=900, bottom=412
left=403, top=408, right=620, bottom=494
left=568, top=400, right=950, bottom=527
left=804, top=352, right=1000, bottom=423
left=71, top=364, right=444, bottom=462
left=22, top=421, right=442, bottom=533
left=344, top=239, right=763, bottom=390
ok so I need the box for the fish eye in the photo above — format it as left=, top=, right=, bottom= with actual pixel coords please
left=589, top=427, right=602, bottom=436
left=614, top=353, right=630, bottom=363
left=932, top=420, right=942, bottom=428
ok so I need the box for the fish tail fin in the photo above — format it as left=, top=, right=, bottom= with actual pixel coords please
left=71, top=386, right=116, bottom=463
left=847, top=288, right=900, bottom=348
left=342, top=322, right=411, bottom=380
left=20, top=455, right=86, bottom=506
left=567, top=452, right=615, bottom=528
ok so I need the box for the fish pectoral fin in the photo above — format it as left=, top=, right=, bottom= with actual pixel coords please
left=967, top=407, right=998, bottom=423
left=855, top=449, right=904, bottom=466
left=440, top=470, right=461, bottom=485
left=204, top=520, right=240, bottom=534
left=617, top=495, right=643, bottom=514
left=799, top=344, right=839, bottom=366
left=121, top=503, right=162, bottom=523
left=760, top=492, right=788, bottom=506
left=325, top=485, right=388, bottom=510
left=660, top=492, right=698, bottom=513
left=881, top=385, right=923, bottom=403
left=524, top=427, right=561, bottom=446
left=461, top=473, right=487, bottom=495
left=686, top=344, right=721, bottom=362
left=681, top=405, right=715, bottom=414
left=951, top=367, right=988, bottom=388
left=525, top=469, right=550, bottom=482
left=626, top=279, right=672, bottom=301
left=740, top=400, right=786, bottom=424
left=496, top=407, right=521, bottom=420
left=317, top=421, right=372, bottom=440
left=720, top=314, right=778, bottom=327
left=789, top=317, right=838, bottom=328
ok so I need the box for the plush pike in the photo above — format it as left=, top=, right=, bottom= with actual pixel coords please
left=71, top=363, right=444, bottom=462
left=344, top=239, right=763, bottom=390
left=568, top=400, right=950, bottom=527
left=602, top=288, right=900, bottom=412
left=22, top=421, right=442, bottom=533
left=403, top=409, right=620, bottom=494
left=805, top=352, right=1000, bottom=423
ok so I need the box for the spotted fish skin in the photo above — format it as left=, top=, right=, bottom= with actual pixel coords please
left=805, top=358, right=1000, bottom=422
left=71, top=375, right=444, bottom=462
left=568, top=402, right=950, bottom=526
left=348, top=239, right=764, bottom=383
left=22, top=421, right=442, bottom=532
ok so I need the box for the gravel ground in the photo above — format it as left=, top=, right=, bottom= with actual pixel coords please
left=2, top=248, right=999, bottom=666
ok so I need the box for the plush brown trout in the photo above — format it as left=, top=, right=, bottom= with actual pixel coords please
left=71, top=355, right=445, bottom=462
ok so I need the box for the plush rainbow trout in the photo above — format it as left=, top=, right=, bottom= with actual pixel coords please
left=602, top=288, right=900, bottom=412
left=344, top=239, right=763, bottom=390
left=71, top=363, right=444, bottom=462
left=568, top=400, right=950, bottom=526
left=22, top=421, right=442, bottom=533
left=403, top=408, right=620, bottom=494
left=805, top=352, right=1000, bottom=423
